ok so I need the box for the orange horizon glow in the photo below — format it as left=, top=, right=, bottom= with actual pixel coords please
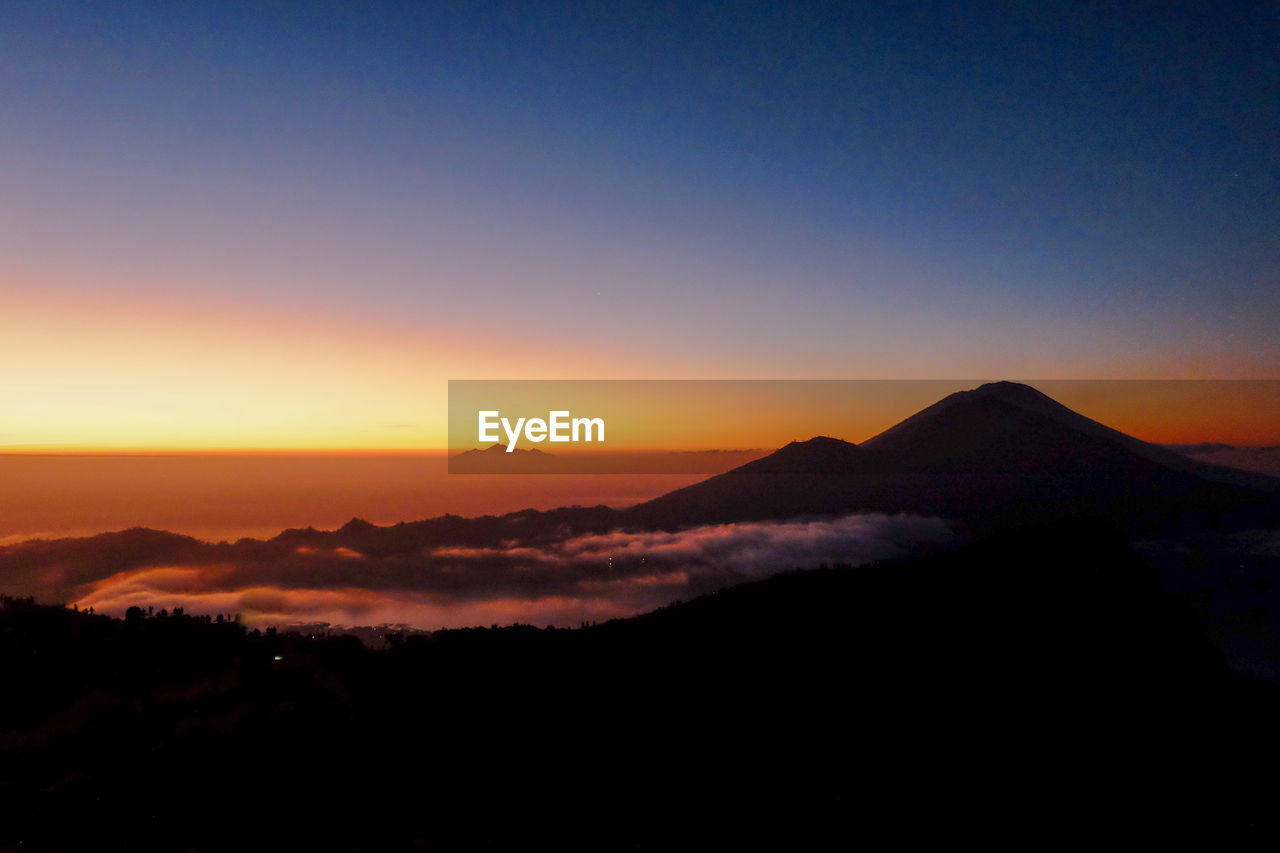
left=6, top=281, right=1280, bottom=451
left=5, top=386, right=1280, bottom=453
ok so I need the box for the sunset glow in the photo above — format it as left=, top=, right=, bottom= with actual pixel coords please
left=5, top=5, right=1280, bottom=848
left=4, top=1, right=1277, bottom=458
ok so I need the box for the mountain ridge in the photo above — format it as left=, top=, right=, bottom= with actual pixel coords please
left=862, top=381, right=1280, bottom=493
left=4, top=382, right=1277, bottom=587
left=626, top=381, right=1279, bottom=530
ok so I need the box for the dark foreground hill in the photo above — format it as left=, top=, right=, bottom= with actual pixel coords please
left=2, top=521, right=1275, bottom=850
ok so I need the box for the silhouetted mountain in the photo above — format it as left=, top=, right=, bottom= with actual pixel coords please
left=629, top=381, right=1279, bottom=532
left=338, top=516, right=377, bottom=536
left=5, top=382, right=1277, bottom=605
left=0, top=528, right=206, bottom=601
left=269, top=503, right=623, bottom=555
left=449, top=442, right=560, bottom=473
left=731, top=434, right=867, bottom=473
left=867, top=381, right=1280, bottom=493
left=5, top=378, right=1280, bottom=847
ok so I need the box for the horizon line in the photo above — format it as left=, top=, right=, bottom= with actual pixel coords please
left=0, top=446, right=776, bottom=456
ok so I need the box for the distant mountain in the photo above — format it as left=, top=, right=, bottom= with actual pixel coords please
left=1166, top=443, right=1280, bottom=479
left=449, top=443, right=558, bottom=473
left=449, top=445, right=769, bottom=474
left=628, top=381, right=1279, bottom=531
left=0, top=506, right=626, bottom=601
left=6, top=382, right=1277, bottom=599
left=596, top=448, right=770, bottom=475
left=0, top=528, right=206, bottom=600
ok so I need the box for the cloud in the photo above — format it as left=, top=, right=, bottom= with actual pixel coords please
left=59, top=514, right=958, bottom=629
left=428, top=514, right=958, bottom=601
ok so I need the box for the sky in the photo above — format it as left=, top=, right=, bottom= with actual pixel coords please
left=3, top=1, right=1278, bottom=450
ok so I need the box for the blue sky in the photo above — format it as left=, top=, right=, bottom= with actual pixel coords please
left=2, top=0, right=1277, bottom=444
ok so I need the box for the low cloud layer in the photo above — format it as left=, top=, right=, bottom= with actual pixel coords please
left=32, top=514, right=959, bottom=630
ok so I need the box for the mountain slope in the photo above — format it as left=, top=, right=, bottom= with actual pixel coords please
left=628, top=381, right=1278, bottom=531
left=7, top=382, right=1275, bottom=599
left=865, top=381, right=1280, bottom=493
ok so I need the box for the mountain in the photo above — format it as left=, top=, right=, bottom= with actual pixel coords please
left=728, top=434, right=867, bottom=474
left=448, top=443, right=559, bottom=473
left=866, top=381, right=1280, bottom=493
left=628, top=381, right=1279, bottom=531
left=6, top=382, right=1277, bottom=602
left=449, top=445, right=769, bottom=474
left=1167, top=442, right=1280, bottom=479
left=0, top=528, right=206, bottom=600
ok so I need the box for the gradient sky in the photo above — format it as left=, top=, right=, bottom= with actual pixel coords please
left=3, top=1, right=1278, bottom=449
